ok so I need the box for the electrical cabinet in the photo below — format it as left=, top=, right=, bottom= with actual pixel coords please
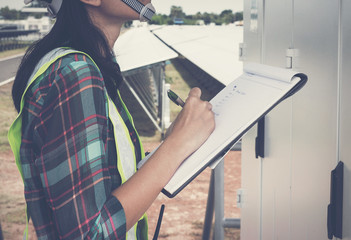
left=241, top=0, right=350, bottom=239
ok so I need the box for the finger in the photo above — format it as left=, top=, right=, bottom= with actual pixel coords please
left=188, top=87, right=202, bottom=98
left=206, top=102, right=213, bottom=111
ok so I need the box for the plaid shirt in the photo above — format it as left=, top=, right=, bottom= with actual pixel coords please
left=20, top=52, right=146, bottom=239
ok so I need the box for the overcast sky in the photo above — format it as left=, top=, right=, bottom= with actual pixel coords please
left=1, top=0, right=243, bottom=15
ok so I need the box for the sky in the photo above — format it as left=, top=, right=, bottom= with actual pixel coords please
left=0, top=0, right=243, bottom=15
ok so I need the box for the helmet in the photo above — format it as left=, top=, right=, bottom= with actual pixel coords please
left=24, top=0, right=63, bottom=18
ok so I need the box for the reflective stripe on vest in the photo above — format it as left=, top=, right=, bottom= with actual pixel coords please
left=108, top=96, right=138, bottom=240
left=7, top=48, right=147, bottom=240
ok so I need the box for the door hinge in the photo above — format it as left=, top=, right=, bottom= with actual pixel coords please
left=236, top=189, right=244, bottom=208
left=239, top=43, right=246, bottom=61
left=286, top=48, right=299, bottom=69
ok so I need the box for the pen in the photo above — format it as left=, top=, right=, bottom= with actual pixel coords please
left=167, top=89, right=185, bottom=107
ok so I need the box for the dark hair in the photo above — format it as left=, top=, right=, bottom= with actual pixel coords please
left=12, top=0, right=122, bottom=112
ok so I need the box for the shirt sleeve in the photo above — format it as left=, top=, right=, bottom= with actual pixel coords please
left=32, top=57, right=127, bottom=239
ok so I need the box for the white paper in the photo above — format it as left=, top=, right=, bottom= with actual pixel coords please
left=142, top=63, right=306, bottom=196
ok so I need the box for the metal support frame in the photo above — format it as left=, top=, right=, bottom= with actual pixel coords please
left=202, top=145, right=241, bottom=240
left=121, top=62, right=169, bottom=133
left=214, top=160, right=225, bottom=240
left=122, top=78, right=162, bottom=132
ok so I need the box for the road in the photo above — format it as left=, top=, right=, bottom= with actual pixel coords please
left=0, top=54, right=23, bottom=85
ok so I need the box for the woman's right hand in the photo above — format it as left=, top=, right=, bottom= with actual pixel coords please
left=164, top=87, right=215, bottom=163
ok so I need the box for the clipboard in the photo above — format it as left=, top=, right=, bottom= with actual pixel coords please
left=139, top=63, right=308, bottom=198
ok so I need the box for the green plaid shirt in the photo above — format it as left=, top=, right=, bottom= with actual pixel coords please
left=20, top=52, right=146, bottom=239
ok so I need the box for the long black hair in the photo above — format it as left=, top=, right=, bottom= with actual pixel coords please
left=12, top=0, right=122, bottom=112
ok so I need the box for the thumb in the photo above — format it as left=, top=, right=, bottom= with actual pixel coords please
left=188, top=87, right=202, bottom=98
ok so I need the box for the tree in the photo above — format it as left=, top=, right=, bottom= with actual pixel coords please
left=194, top=12, right=203, bottom=20
left=170, top=6, right=185, bottom=19
left=0, top=7, right=20, bottom=20
left=30, top=0, right=48, bottom=8
left=234, top=12, right=243, bottom=22
left=202, top=12, right=211, bottom=25
left=219, top=9, right=235, bottom=24
left=150, top=14, right=170, bottom=25
left=220, top=10, right=233, bottom=18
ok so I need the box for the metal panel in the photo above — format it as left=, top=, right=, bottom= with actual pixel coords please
left=114, top=27, right=177, bottom=72
left=243, top=0, right=263, bottom=63
left=260, top=0, right=294, bottom=239
left=291, top=0, right=339, bottom=239
left=261, top=102, right=293, bottom=240
left=241, top=126, right=261, bottom=240
left=340, top=0, right=351, bottom=238
left=263, top=0, right=293, bottom=68
left=152, top=25, right=243, bottom=86
left=241, top=0, right=264, bottom=239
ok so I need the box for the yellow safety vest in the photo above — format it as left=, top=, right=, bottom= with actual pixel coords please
left=8, top=48, right=148, bottom=240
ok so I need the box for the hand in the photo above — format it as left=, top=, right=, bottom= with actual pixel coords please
left=165, top=88, right=215, bottom=161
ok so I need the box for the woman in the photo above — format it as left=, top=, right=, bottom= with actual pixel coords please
left=9, top=0, right=215, bottom=239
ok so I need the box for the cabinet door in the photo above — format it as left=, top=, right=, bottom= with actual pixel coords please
left=291, top=0, right=339, bottom=239
left=241, top=0, right=264, bottom=239
left=260, top=0, right=294, bottom=239
left=242, top=0, right=295, bottom=239
left=340, top=0, right=351, bottom=238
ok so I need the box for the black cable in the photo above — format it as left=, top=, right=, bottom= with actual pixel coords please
left=152, top=204, right=165, bottom=240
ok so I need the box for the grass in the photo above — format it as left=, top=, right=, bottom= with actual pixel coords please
left=165, top=59, right=215, bottom=121
left=0, top=84, right=17, bottom=151
left=0, top=48, right=26, bottom=59
left=164, top=61, right=192, bottom=122
left=0, top=49, right=26, bottom=150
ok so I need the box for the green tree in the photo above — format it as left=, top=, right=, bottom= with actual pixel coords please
left=30, top=0, right=48, bottom=7
left=219, top=9, right=235, bottom=24
left=0, top=7, right=20, bottom=20
left=170, top=6, right=185, bottom=19
left=220, top=10, right=233, bottom=18
left=202, top=12, right=211, bottom=25
left=234, top=12, right=243, bottom=22
left=150, top=14, right=170, bottom=25
left=194, top=12, right=203, bottom=20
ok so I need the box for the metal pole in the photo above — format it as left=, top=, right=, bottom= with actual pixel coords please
left=222, top=218, right=240, bottom=228
left=202, top=170, right=215, bottom=240
left=214, top=160, right=225, bottom=240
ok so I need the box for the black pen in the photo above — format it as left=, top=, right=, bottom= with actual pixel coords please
left=167, top=89, right=185, bottom=108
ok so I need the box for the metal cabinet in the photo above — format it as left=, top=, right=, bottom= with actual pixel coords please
left=241, top=0, right=350, bottom=239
